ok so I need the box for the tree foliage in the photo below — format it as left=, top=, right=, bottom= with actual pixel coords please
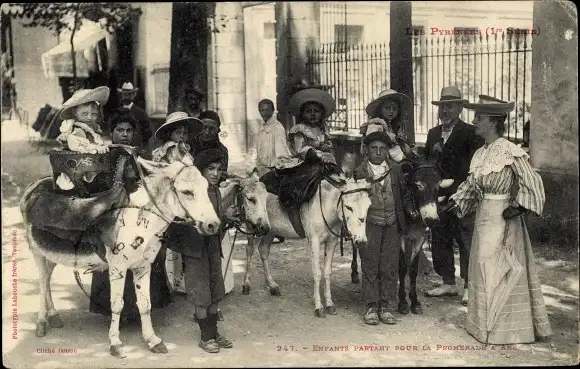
left=7, top=3, right=141, bottom=35
left=5, top=3, right=141, bottom=91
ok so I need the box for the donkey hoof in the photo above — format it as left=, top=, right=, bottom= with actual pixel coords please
left=398, top=302, right=410, bottom=315
left=351, top=273, right=360, bottom=284
left=314, top=308, right=326, bottom=318
left=110, top=344, right=127, bottom=358
left=270, top=286, right=281, bottom=296
left=325, top=306, right=337, bottom=315
left=150, top=342, right=168, bottom=354
left=35, top=321, right=47, bottom=337
left=47, top=314, right=63, bottom=328
left=411, top=304, right=424, bottom=315
left=242, top=285, right=250, bottom=295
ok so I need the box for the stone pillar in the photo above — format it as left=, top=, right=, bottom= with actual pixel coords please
left=213, top=2, right=247, bottom=164
left=390, top=1, right=415, bottom=143
left=275, top=2, right=320, bottom=130
left=529, top=1, right=578, bottom=244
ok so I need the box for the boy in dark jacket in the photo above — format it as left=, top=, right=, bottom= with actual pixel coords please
left=353, top=131, right=418, bottom=325
left=164, top=148, right=238, bottom=353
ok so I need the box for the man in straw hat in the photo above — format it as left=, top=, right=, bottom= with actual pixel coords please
left=423, top=86, right=484, bottom=305
left=112, top=82, right=152, bottom=151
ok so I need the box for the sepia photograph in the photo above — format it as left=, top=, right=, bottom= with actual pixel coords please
left=1, top=1, right=578, bottom=367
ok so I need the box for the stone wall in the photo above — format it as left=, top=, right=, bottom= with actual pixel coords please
left=530, top=1, right=579, bottom=245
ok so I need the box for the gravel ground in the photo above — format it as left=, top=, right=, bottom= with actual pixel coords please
left=2, top=121, right=578, bottom=367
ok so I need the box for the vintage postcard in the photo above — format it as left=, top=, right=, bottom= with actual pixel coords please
left=2, top=1, right=578, bottom=368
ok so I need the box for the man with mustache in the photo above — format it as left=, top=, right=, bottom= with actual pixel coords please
left=423, top=86, right=484, bottom=305
left=110, top=82, right=153, bottom=152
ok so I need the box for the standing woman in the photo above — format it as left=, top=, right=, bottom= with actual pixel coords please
left=444, top=95, right=552, bottom=344
left=363, top=89, right=418, bottom=162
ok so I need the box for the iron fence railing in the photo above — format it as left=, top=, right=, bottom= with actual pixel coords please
left=306, top=32, right=533, bottom=144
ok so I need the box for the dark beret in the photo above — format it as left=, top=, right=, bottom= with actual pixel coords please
left=199, top=110, right=221, bottom=127
left=109, top=109, right=138, bottom=131
left=194, top=148, right=227, bottom=171
left=362, top=131, right=394, bottom=147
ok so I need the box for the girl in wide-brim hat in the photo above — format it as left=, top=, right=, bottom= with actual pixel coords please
left=152, top=112, right=203, bottom=164
left=361, top=89, right=418, bottom=162
left=264, top=87, right=341, bottom=210
left=276, top=88, right=338, bottom=170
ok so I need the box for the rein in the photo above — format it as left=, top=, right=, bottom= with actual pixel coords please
left=318, top=176, right=370, bottom=256
left=228, top=185, right=263, bottom=237
left=124, top=148, right=194, bottom=226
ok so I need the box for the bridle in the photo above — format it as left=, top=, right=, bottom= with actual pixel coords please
left=229, top=184, right=265, bottom=237
left=123, top=148, right=200, bottom=226
left=319, top=175, right=371, bottom=246
left=401, top=161, right=442, bottom=227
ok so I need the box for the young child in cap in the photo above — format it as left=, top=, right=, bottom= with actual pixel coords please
left=164, top=147, right=238, bottom=353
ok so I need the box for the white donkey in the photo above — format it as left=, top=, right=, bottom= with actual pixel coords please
left=20, top=157, right=220, bottom=358
left=242, top=174, right=372, bottom=317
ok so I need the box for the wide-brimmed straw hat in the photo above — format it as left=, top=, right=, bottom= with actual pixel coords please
left=155, top=111, right=203, bottom=140
left=464, top=95, right=515, bottom=116
left=117, top=82, right=139, bottom=93
left=60, top=86, right=110, bottom=120
left=431, top=86, right=468, bottom=105
left=365, top=89, right=413, bottom=117
left=288, top=88, right=336, bottom=118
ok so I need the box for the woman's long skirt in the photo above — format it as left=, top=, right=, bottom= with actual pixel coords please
left=466, top=197, right=552, bottom=344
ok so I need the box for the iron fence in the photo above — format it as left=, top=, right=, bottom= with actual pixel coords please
left=306, top=32, right=533, bottom=144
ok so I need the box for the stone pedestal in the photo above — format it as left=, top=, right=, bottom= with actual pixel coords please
left=212, top=2, right=247, bottom=165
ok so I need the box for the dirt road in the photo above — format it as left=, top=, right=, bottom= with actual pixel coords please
left=2, top=122, right=578, bottom=367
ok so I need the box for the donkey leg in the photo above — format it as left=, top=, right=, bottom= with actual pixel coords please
left=242, top=236, right=256, bottom=295
left=323, top=238, right=337, bottom=315
left=397, top=251, right=410, bottom=315
left=32, top=251, right=50, bottom=337
left=409, top=252, right=423, bottom=315
left=258, top=234, right=280, bottom=296
left=44, top=259, right=63, bottom=328
left=351, top=247, right=360, bottom=284
left=132, top=265, right=166, bottom=353
left=310, top=238, right=325, bottom=318
left=108, top=266, right=128, bottom=358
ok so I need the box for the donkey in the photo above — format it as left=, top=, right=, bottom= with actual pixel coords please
left=242, top=174, right=372, bottom=317
left=350, top=159, right=453, bottom=315
left=20, top=158, right=221, bottom=358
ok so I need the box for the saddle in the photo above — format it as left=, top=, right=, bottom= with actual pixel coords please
left=24, top=177, right=128, bottom=244
left=261, top=154, right=341, bottom=238
left=49, top=150, right=112, bottom=196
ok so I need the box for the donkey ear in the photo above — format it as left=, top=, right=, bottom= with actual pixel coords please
left=439, top=179, right=455, bottom=188
left=399, top=160, right=414, bottom=175
left=137, top=157, right=169, bottom=174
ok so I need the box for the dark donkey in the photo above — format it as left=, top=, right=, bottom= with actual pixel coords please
left=350, top=158, right=453, bottom=315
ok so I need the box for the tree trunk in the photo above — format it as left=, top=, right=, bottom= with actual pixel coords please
left=167, top=2, right=213, bottom=113
left=70, top=5, right=80, bottom=92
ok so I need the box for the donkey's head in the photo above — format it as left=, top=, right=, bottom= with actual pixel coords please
left=337, top=177, right=372, bottom=248
left=400, top=158, right=453, bottom=227
left=135, top=158, right=221, bottom=235
left=227, top=170, right=271, bottom=237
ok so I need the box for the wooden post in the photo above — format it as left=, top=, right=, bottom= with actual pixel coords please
left=390, top=1, right=415, bottom=143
